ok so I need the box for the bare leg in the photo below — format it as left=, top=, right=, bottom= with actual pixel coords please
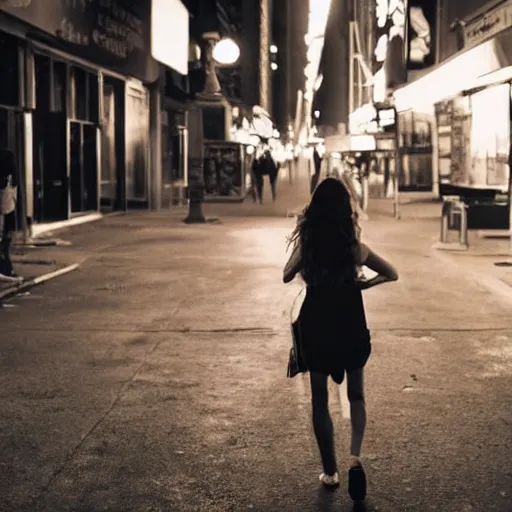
left=254, top=174, right=264, bottom=204
left=347, top=368, right=366, bottom=457
left=310, top=372, right=337, bottom=476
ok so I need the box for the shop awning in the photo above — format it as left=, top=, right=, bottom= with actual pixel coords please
left=325, top=134, right=375, bottom=153
left=394, top=27, right=512, bottom=112
left=325, top=133, right=396, bottom=153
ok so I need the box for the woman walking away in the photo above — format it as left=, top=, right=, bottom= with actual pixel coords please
left=282, top=177, right=398, bottom=503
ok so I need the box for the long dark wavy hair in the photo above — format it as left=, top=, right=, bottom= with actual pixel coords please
left=288, top=177, right=359, bottom=286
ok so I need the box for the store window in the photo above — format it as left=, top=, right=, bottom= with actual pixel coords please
left=0, top=32, right=20, bottom=107
left=398, top=110, right=434, bottom=191
left=72, top=67, right=87, bottom=120
left=52, top=61, right=67, bottom=113
left=469, top=84, right=510, bottom=189
left=69, top=66, right=99, bottom=123
left=126, top=85, right=149, bottom=202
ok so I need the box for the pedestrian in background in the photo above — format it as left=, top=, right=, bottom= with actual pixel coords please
left=252, top=146, right=279, bottom=204
left=283, top=177, right=398, bottom=503
left=0, top=148, right=22, bottom=281
left=264, top=149, right=279, bottom=201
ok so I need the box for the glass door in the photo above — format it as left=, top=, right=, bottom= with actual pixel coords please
left=69, top=120, right=98, bottom=214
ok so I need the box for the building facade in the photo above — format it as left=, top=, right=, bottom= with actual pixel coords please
left=0, top=0, right=191, bottom=231
left=394, top=0, right=512, bottom=201
left=271, top=0, right=308, bottom=136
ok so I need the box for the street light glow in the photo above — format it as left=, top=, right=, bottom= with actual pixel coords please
left=270, top=44, right=278, bottom=53
left=271, top=62, right=278, bottom=71
left=213, top=38, right=240, bottom=65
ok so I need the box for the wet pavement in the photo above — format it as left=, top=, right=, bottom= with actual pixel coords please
left=0, top=207, right=512, bottom=512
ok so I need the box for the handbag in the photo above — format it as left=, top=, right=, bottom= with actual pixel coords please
left=287, top=288, right=308, bottom=378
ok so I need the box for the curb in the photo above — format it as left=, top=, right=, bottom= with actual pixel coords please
left=30, top=211, right=125, bottom=240
left=0, top=263, right=80, bottom=302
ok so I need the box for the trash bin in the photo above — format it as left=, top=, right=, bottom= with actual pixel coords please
left=441, top=196, right=468, bottom=246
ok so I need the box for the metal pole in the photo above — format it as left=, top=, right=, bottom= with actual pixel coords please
left=460, top=204, right=468, bottom=247
left=441, top=203, right=448, bottom=242
left=393, top=108, right=400, bottom=219
left=508, top=124, right=512, bottom=255
left=184, top=104, right=206, bottom=224
left=348, top=22, right=354, bottom=117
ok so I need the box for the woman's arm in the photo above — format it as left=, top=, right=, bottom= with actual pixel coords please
left=357, top=242, right=398, bottom=290
left=283, top=243, right=302, bottom=283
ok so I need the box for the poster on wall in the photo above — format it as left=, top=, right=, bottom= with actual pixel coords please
left=203, top=142, right=245, bottom=201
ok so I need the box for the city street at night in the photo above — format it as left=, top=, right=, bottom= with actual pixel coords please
left=1, top=210, right=511, bottom=512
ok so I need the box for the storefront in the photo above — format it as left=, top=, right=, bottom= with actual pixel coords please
left=435, top=83, right=510, bottom=197
left=0, top=0, right=160, bottom=228
left=0, top=30, right=26, bottom=232
left=160, top=68, right=188, bottom=207
left=393, top=5, right=512, bottom=200
left=152, top=0, right=189, bottom=209
left=323, top=102, right=397, bottom=197
left=397, top=109, right=434, bottom=192
left=228, top=104, right=284, bottom=200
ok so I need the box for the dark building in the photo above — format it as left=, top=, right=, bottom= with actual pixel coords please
left=0, top=0, right=161, bottom=233
left=272, top=0, right=308, bottom=136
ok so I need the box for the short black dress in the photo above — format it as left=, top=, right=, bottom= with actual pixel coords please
left=297, top=276, right=371, bottom=384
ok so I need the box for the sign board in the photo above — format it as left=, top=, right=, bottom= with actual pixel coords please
left=151, top=0, right=189, bottom=76
left=203, top=142, right=245, bottom=201
left=464, top=0, right=512, bottom=51
left=0, top=0, right=158, bottom=82
left=350, top=103, right=396, bottom=135
left=376, top=136, right=396, bottom=151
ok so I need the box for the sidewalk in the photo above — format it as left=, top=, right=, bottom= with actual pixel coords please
left=365, top=196, right=512, bottom=303
left=4, top=176, right=512, bottom=306
left=1, top=203, right=511, bottom=511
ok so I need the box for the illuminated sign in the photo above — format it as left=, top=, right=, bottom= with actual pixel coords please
left=373, top=0, right=408, bottom=99
left=349, top=103, right=396, bottom=135
left=151, top=0, right=189, bottom=75
left=408, top=1, right=437, bottom=69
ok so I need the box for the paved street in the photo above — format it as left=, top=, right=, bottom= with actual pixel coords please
left=1, top=208, right=512, bottom=512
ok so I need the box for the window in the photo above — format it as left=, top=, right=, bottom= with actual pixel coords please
left=0, top=32, right=20, bottom=107
left=70, top=66, right=99, bottom=122
left=52, top=61, right=67, bottom=113
left=72, top=67, right=87, bottom=120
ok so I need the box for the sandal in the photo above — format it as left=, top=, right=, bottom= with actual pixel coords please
left=319, top=472, right=340, bottom=487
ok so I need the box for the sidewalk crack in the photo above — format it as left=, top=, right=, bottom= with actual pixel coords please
left=30, top=337, right=165, bottom=509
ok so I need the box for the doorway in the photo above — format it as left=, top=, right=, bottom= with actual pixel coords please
left=32, top=53, right=69, bottom=222
left=69, top=121, right=98, bottom=214
left=100, top=77, right=125, bottom=212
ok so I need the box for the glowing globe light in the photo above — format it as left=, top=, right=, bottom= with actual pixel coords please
left=213, top=38, right=240, bottom=65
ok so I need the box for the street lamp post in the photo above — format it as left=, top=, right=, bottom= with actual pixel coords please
left=184, top=33, right=241, bottom=224
left=199, top=31, right=222, bottom=98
